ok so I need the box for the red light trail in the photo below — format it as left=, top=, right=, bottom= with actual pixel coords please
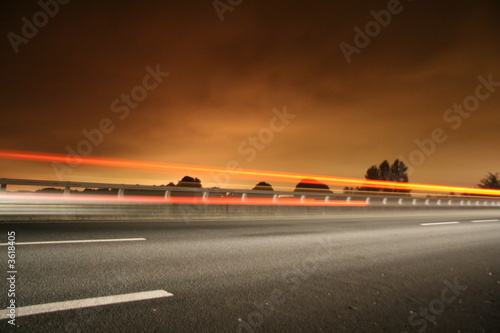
left=0, top=192, right=367, bottom=206
left=1, top=149, right=499, bottom=197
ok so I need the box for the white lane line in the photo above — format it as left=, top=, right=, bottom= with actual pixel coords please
left=0, top=238, right=146, bottom=246
left=0, top=290, right=173, bottom=320
left=471, top=219, right=500, bottom=223
left=420, top=221, right=460, bottom=226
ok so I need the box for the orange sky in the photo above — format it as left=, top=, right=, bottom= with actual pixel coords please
left=1, top=0, right=499, bottom=190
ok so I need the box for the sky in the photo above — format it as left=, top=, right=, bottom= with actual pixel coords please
left=0, top=0, right=499, bottom=190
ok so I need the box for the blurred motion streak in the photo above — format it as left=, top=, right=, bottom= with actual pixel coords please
left=0, top=192, right=366, bottom=207
left=1, top=149, right=500, bottom=197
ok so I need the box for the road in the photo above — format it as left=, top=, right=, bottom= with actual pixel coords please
left=0, top=209, right=499, bottom=332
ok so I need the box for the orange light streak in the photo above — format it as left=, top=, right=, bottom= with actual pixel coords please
left=0, top=192, right=367, bottom=206
left=1, top=149, right=500, bottom=197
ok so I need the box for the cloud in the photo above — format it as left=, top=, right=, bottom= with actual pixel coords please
left=0, top=0, right=499, bottom=187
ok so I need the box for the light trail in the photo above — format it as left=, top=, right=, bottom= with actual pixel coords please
left=0, top=192, right=367, bottom=206
left=1, top=149, right=500, bottom=197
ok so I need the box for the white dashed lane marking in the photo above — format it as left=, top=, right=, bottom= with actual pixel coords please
left=0, top=290, right=173, bottom=320
left=420, top=219, right=500, bottom=226
left=0, top=238, right=146, bottom=246
left=420, top=222, right=460, bottom=226
left=471, top=219, right=499, bottom=223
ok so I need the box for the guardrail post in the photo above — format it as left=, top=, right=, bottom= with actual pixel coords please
left=346, top=197, right=351, bottom=204
left=164, top=190, right=170, bottom=200
left=437, top=200, right=441, bottom=206
left=425, top=199, right=430, bottom=206
left=241, top=193, right=247, bottom=202
left=398, top=198, right=403, bottom=205
left=118, top=189, right=124, bottom=198
left=365, top=197, right=370, bottom=205
left=272, top=194, right=278, bottom=203
left=382, top=198, right=387, bottom=205
left=448, top=200, right=452, bottom=206
left=300, top=195, right=305, bottom=203
left=63, top=186, right=70, bottom=196
left=202, top=192, right=208, bottom=202
left=324, top=196, right=330, bottom=203
left=412, top=199, right=417, bottom=205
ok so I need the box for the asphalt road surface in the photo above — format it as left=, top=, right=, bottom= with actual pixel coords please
left=0, top=209, right=499, bottom=332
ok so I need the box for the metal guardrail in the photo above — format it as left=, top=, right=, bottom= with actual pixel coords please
left=1, top=178, right=500, bottom=208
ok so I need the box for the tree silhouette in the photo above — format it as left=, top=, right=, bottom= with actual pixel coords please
left=360, top=159, right=410, bottom=193
left=294, top=179, right=333, bottom=194
left=36, top=187, right=63, bottom=194
left=176, top=176, right=202, bottom=188
left=477, top=172, right=500, bottom=189
left=343, top=186, right=356, bottom=194
left=365, top=166, right=379, bottom=183
left=252, top=182, right=274, bottom=191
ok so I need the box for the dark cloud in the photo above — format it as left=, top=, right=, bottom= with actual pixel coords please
left=1, top=0, right=499, bottom=187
